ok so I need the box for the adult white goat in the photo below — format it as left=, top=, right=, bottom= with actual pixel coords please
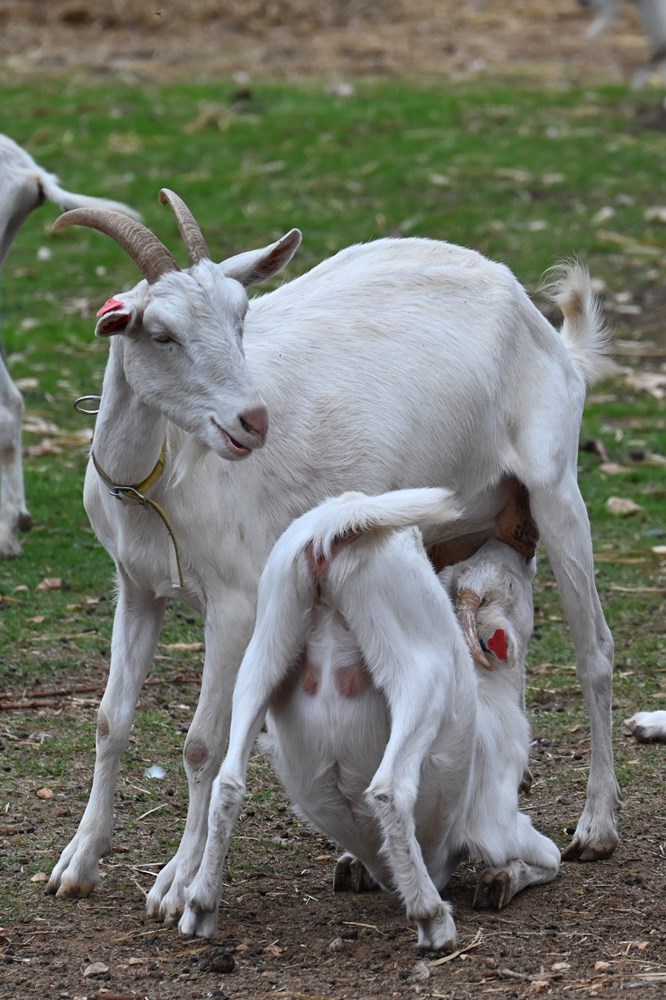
left=0, top=133, right=139, bottom=556
left=179, top=489, right=560, bottom=948
left=579, top=0, right=666, bottom=88
left=625, top=711, right=666, bottom=741
left=47, top=191, right=618, bottom=929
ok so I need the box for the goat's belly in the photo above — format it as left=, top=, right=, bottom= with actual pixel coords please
left=263, top=691, right=469, bottom=892
left=263, top=683, right=390, bottom=859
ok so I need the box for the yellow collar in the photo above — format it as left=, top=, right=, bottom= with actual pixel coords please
left=92, top=439, right=183, bottom=589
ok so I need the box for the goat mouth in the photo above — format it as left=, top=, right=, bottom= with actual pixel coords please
left=210, top=418, right=253, bottom=458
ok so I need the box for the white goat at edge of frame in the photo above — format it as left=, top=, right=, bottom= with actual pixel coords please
left=625, top=711, right=666, bottom=742
left=0, top=133, right=140, bottom=557
left=178, top=488, right=560, bottom=949
left=579, top=0, right=666, bottom=90
left=45, top=191, right=618, bottom=929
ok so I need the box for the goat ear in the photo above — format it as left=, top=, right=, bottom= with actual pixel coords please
left=219, top=228, right=302, bottom=287
left=94, top=298, right=138, bottom=337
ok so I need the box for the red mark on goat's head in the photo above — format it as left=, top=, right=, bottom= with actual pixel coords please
left=486, top=628, right=507, bottom=661
left=96, top=297, right=125, bottom=317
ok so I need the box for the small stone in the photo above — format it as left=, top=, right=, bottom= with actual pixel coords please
left=83, top=961, right=109, bottom=977
left=605, top=496, right=643, bottom=517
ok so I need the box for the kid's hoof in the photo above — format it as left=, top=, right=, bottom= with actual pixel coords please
left=473, top=868, right=511, bottom=910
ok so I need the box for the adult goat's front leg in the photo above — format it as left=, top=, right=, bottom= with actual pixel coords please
left=48, top=575, right=166, bottom=898
left=146, top=599, right=255, bottom=925
left=529, top=474, right=620, bottom=860
left=179, top=591, right=311, bottom=938
left=146, top=565, right=311, bottom=926
left=0, top=357, right=31, bottom=557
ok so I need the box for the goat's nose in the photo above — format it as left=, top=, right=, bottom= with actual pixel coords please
left=240, top=405, right=269, bottom=445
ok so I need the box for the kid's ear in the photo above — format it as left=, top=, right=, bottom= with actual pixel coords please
left=94, top=297, right=139, bottom=337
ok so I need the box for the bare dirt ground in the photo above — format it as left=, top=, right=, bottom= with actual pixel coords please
left=1, top=3, right=665, bottom=1000
left=0, top=0, right=658, bottom=86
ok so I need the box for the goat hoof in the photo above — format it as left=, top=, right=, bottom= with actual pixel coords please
left=18, top=512, right=32, bottom=533
left=561, top=836, right=617, bottom=863
left=333, top=855, right=378, bottom=893
left=519, top=767, right=533, bottom=795
left=473, top=868, right=511, bottom=910
left=415, top=904, right=457, bottom=952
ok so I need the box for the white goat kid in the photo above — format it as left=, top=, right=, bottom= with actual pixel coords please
left=0, top=133, right=139, bottom=556
left=179, top=489, right=560, bottom=948
left=625, top=711, right=666, bottom=742
left=47, top=193, right=617, bottom=928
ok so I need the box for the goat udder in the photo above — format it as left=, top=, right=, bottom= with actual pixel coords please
left=334, top=662, right=372, bottom=698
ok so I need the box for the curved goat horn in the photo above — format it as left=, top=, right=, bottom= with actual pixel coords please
left=52, top=209, right=180, bottom=284
left=455, top=589, right=491, bottom=670
left=159, top=188, right=210, bottom=266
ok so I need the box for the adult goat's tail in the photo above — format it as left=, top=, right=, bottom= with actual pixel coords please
left=544, top=262, right=614, bottom=387
left=41, top=173, right=142, bottom=221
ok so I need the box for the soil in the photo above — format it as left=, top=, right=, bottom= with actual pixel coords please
left=1, top=3, right=665, bottom=1000
left=0, top=0, right=659, bottom=86
left=2, top=658, right=665, bottom=1000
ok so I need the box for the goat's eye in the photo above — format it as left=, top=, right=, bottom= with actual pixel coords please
left=152, top=332, right=177, bottom=345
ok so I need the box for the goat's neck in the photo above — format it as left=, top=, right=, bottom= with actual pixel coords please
left=91, top=338, right=168, bottom=487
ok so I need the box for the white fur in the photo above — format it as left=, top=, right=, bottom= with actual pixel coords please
left=179, top=491, right=560, bottom=948
left=0, top=133, right=139, bottom=556
left=47, top=223, right=619, bottom=925
left=625, top=710, right=666, bottom=742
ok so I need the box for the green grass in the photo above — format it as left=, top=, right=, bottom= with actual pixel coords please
left=0, top=78, right=664, bottom=881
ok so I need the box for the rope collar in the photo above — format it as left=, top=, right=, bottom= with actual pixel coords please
left=91, top=439, right=184, bottom=590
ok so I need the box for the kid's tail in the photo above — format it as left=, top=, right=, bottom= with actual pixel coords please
left=286, top=487, right=461, bottom=564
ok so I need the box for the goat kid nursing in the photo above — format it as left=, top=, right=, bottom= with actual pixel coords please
left=0, top=133, right=138, bottom=557
left=47, top=192, right=617, bottom=927
left=179, top=488, right=560, bottom=949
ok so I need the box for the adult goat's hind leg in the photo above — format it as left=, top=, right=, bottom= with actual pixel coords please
left=526, top=470, right=620, bottom=860
left=48, top=575, right=166, bottom=898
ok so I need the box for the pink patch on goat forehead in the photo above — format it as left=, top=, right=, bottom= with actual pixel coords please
left=96, top=297, right=125, bottom=316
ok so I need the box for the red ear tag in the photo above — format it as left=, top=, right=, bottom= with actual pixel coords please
left=96, top=298, right=125, bottom=317
left=487, top=629, right=507, bottom=661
